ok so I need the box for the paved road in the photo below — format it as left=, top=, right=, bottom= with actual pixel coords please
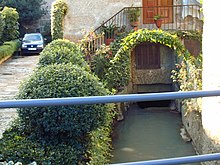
left=0, top=55, right=39, bottom=138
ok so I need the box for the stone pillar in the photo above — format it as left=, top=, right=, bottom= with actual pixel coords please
left=202, top=0, right=220, bottom=142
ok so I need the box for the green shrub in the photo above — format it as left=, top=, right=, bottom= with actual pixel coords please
left=0, top=121, right=86, bottom=164
left=51, top=0, right=68, bottom=40
left=0, top=12, right=5, bottom=44
left=38, top=39, right=89, bottom=69
left=0, top=117, right=114, bottom=164
left=1, top=7, right=19, bottom=42
left=91, top=45, right=113, bottom=82
left=17, top=64, right=113, bottom=141
left=0, top=40, right=20, bottom=61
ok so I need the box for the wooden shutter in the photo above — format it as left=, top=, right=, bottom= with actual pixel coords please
left=143, top=0, right=157, bottom=24
left=135, top=42, right=160, bottom=69
left=142, top=0, right=173, bottom=24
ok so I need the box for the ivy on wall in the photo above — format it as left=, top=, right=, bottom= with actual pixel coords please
left=51, top=0, right=68, bottom=40
left=105, top=29, right=191, bottom=90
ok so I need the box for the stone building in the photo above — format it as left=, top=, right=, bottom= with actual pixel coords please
left=62, top=0, right=202, bottom=41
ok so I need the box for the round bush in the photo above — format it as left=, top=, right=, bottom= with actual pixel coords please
left=38, top=39, right=89, bottom=70
left=17, top=64, right=111, bottom=140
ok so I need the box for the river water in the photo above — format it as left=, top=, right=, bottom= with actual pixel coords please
left=111, top=104, right=199, bottom=164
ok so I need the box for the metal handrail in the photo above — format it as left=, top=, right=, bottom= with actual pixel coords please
left=1, top=90, right=219, bottom=164
left=0, top=90, right=220, bottom=108
left=111, top=153, right=220, bottom=165
left=95, top=4, right=203, bottom=33
left=88, top=4, right=203, bottom=55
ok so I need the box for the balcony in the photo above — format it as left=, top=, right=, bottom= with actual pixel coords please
left=85, top=4, right=203, bottom=56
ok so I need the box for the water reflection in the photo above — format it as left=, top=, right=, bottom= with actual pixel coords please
left=111, top=104, right=199, bottom=164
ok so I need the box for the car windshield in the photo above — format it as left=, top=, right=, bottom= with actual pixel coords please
left=24, top=34, right=42, bottom=41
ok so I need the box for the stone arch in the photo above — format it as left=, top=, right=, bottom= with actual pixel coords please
left=106, top=29, right=190, bottom=90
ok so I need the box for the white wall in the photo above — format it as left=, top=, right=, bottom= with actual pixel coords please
left=202, top=0, right=220, bottom=142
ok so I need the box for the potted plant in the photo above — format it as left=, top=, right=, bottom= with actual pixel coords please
left=126, top=5, right=141, bottom=28
left=154, top=14, right=163, bottom=29
left=100, top=24, right=118, bottom=45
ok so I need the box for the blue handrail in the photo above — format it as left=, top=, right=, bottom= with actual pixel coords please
left=1, top=90, right=220, bottom=164
left=111, top=153, right=220, bottom=165
left=0, top=90, right=220, bottom=108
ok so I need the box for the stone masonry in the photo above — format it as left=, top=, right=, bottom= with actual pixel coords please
left=0, top=55, right=39, bottom=138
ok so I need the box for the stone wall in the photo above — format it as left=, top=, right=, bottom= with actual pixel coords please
left=63, top=0, right=142, bottom=41
left=131, top=44, right=175, bottom=93
left=182, top=105, right=220, bottom=165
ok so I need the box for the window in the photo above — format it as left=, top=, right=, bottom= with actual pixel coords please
left=135, top=42, right=160, bottom=69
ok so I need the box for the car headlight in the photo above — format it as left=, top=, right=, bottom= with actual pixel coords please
left=22, top=44, right=27, bottom=48
left=37, top=44, right=44, bottom=48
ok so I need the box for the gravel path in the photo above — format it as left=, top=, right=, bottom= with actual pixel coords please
left=0, top=55, right=39, bottom=138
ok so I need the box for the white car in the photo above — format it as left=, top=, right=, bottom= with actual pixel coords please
left=21, top=33, right=45, bottom=55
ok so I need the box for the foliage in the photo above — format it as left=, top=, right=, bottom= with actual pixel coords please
left=175, top=30, right=202, bottom=42
left=100, top=24, right=119, bottom=39
left=1, top=55, right=115, bottom=164
left=91, top=45, right=113, bottom=82
left=0, top=11, right=5, bottom=44
left=1, top=7, right=19, bottom=42
left=0, top=121, right=87, bottom=164
left=80, top=30, right=104, bottom=67
left=87, top=125, right=113, bottom=165
left=154, top=14, right=162, bottom=20
left=105, top=29, right=190, bottom=90
left=172, top=54, right=202, bottom=113
left=126, top=6, right=141, bottom=23
left=38, top=39, right=89, bottom=70
left=51, top=0, right=68, bottom=40
left=91, top=32, right=128, bottom=86
left=0, top=115, right=114, bottom=164
left=17, top=64, right=113, bottom=142
left=0, top=0, right=47, bottom=26
left=0, top=40, right=20, bottom=62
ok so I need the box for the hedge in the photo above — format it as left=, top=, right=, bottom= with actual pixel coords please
left=0, top=12, right=5, bottom=44
left=38, top=39, right=89, bottom=70
left=1, top=7, right=19, bottom=42
left=0, top=40, right=20, bottom=63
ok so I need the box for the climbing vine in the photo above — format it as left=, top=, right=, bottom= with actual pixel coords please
left=51, top=0, right=68, bottom=40
left=105, top=29, right=191, bottom=90
left=104, top=29, right=202, bottom=114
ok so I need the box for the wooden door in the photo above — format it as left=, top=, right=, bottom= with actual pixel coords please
left=142, top=0, right=173, bottom=24
left=135, top=42, right=160, bottom=69
left=143, top=0, right=157, bottom=24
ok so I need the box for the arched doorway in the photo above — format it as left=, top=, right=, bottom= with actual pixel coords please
left=131, top=42, right=176, bottom=94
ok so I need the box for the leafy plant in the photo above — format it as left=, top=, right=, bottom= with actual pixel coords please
left=0, top=121, right=87, bottom=164
left=91, top=45, right=113, bottom=82
left=153, top=14, right=162, bottom=20
left=126, top=5, right=141, bottom=23
left=1, top=7, right=19, bottom=42
left=17, top=64, right=113, bottom=142
left=51, top=0, right=68, bottom=40
left=0, top=11, right=5, bottom=44
left=100, top=24, right=119, bottom=39
left=0, top=0, right=47, bottom=26
left=0, top=39, right=20, bottom=62
left=38, top=39, right=89, bottom=70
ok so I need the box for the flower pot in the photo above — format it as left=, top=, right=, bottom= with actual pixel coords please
left=130, top=21, right=140, bottom=27
left=133, top=26, right=138, bottom=31
left=154, top=19, right=162, bottom=29
left=105, top=38, right=114, bottom=45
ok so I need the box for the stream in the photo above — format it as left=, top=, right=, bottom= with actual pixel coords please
left=111, top=104, right=199, bottom=164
